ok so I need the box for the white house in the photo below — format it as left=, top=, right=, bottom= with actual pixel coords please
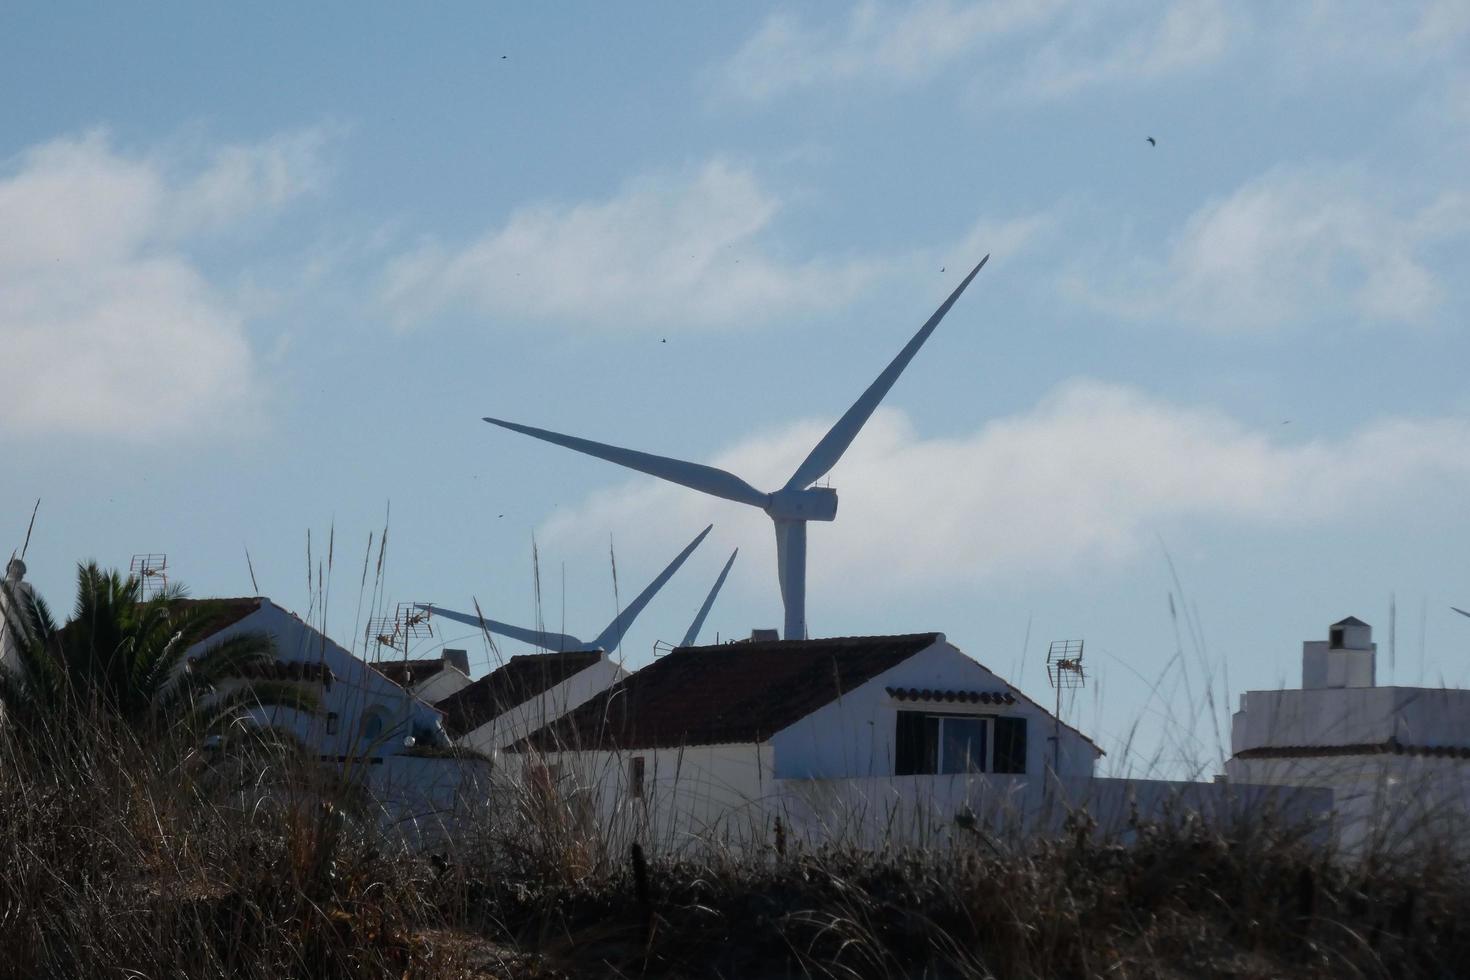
left=434, top=649, right=625, bottom=755
left=508, top=632, right=1105, bottom=851
left=0, top=558, right=34, bottom=678
left=180, top=597, right=450, bottom=758
left=1227, top=617, right=1470, bottom=853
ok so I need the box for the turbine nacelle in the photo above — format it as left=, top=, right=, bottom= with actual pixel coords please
left=764, top=485, right=838, bottom=523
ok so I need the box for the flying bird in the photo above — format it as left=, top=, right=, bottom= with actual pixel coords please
left=1146, top=137, right=1156, bottom=146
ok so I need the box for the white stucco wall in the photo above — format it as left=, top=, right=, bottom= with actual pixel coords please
left=772, top=774, right=1334, bottom=851
left=1230, top=677, right=1470, bottom=854
left=1233, top=686, right=1470, bottom=753
left=770, top=637, right=1099, bottom=782
left=1226, top=753, right=1470, bottom=855
left=459, top=656, right=625, bottom=755
left=192, top=599, right=447, bottom=757
left=516, top=742, right=776, bottom=853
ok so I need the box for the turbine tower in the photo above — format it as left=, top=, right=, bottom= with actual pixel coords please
left=419, top=524, right=711, bottom=654
left=483, top=256, right=989, bottom=640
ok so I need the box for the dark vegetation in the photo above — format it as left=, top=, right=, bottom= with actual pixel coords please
left=4, top=567, right=1469, bottom=977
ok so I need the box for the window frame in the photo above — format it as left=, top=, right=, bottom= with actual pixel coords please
left=894, top=709, right=1027, bottom=776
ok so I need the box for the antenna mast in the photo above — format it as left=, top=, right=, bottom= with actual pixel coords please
left=130, top=553, right=169, bottom=600
left=1045, top=639, right=1085, bottom=776
left=366, top=601, right=433, bottom=663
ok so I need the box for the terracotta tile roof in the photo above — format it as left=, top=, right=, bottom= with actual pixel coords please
left=514, top=633, right=941, bottom=752
left=887, top=686, right=1017, bottom=705
left=375, top=658, right=451, bottom=689
left=204, top=658, right=335, bottom=689
left=437, top=650, right=603, bottom=739
left=1234, top=738, right=1470, bottom=761
left=161, top=597, right=265, bottom=647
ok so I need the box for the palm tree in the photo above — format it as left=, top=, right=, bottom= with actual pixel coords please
left=0, top=562, right=318, bottom=746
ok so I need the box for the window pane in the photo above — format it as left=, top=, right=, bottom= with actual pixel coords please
left=893, top=714, right=929, bottom=775
left=941, top=717, right=987, bottom=774
left=993, top=717, right=1027, bottom=774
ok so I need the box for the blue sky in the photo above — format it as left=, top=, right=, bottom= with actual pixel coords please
left=4, top=2, right=1469, bottom=774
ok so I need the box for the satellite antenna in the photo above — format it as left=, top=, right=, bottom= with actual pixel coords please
left=480, top=258, right=989, bottom=640
left=367, top=601, right=434, bottom=661
left=682, top=548, right=737, bottom=648
left=420, top=524, right=711, bottom=654
left=1045, top=639, right=1085, bottom=775
left=130, top=553, right=169, bottom=599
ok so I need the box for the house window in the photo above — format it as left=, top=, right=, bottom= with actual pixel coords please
left=325, top=712, right=339, bottom=735
left=992, top=716, right=1028, bottom=774
left=940, top=717, right=987, bottom=774
left=629, top=756, right=645, bottom=799
left=895, top=711, right=1027, bottom=776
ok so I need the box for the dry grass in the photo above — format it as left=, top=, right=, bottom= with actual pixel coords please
left=3, top=710, right=1469, bottom=980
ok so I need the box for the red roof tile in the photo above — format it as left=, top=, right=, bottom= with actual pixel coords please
left=436, top=650, right=603, bottom=739
left=1234, top=739, right=1470, bottom=760
left=514, top=633, right=941, bottom=752
left=174, top=597, right=264, bottom=641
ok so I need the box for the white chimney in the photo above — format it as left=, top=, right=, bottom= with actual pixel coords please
left=1302, top=616, right=1375, bottom=689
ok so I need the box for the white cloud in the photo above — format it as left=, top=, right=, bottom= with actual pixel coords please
left=717, top=0, right=1236, bottom=103
left=1074, top=168, right=1470, bottom=332
left=1278, top=1, right=1470, bottom=73
left=540, top=381, right=1470, bottom=599
left=0, top=129, right=326, bottom=439
left=168, top=129, right=331, bottom=236
left=380, top=160, right=884, bottom=330
left=719, top=0, right=1063, bottom=101
left=1012, top=0, right=1235, bottom=101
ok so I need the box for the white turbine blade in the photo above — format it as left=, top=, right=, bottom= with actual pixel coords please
left=1453, top=606, right=1470, bottom=619
left=415, top=603, right=592, bottom=653
left=592, top=524, right=713, bottom=653
left=682, top=548, right=738, bottom=647
left=784, top=255, right=989, bottom=492
left=485, top=417, right=768, bottom=508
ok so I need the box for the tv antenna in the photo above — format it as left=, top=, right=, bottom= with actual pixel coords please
left=367, top=601, right=434, bottom=661
left=1045, top=639, right=1085, bottom=775
left=130, top=553, right=169, bottom=599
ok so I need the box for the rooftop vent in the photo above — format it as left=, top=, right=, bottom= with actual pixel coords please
left=442, top=648, right=470, bottom=675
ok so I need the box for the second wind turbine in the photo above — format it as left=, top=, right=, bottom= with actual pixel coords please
left=484, top=256, right=989, bottom=641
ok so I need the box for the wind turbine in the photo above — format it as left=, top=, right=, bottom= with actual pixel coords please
left=483, top=256, right=989, bottom=640
left=1453, top=606, right=1470, bottom=620
left=419, top=524, right=711, bottom=654
left=682, top=548, right=737, bottom=647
